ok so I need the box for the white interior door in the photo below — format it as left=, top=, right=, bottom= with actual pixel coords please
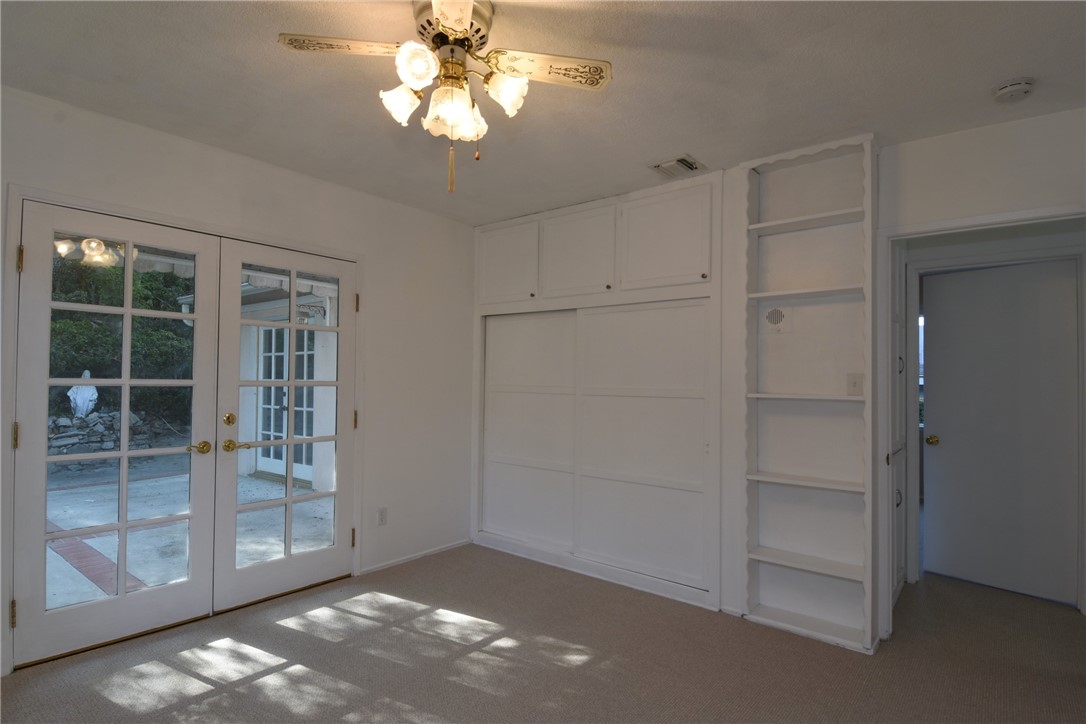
left=213, top=239, right=355, bottom=611
left=12, top=202, right=219, bottom=664
left=922, top=259, right=1080, bottom=603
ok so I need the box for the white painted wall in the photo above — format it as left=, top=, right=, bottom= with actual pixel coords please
left=0, top=89, right=476, bottom=650
left=878, top=108, right=1086, bottom=232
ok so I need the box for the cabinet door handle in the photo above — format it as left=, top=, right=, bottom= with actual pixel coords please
left=895, top=490, right=903, bottom=508
left=605, top=284, right=612, bottom=290
left=529, top=292, right=535, bottom=298
left=701, top=273, right=708, bottom=279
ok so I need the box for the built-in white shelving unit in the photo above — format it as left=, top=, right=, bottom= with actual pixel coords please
left=741, top=136, right=875, bottom=651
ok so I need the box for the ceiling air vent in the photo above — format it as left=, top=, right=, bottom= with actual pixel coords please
left=652, top=155, right=702, bottom=179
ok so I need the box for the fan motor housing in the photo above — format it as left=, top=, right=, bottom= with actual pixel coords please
left=414, top=1, right=494, bottom=51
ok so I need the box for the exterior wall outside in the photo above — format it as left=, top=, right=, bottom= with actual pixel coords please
left=0, top=88, right=476, bottom=672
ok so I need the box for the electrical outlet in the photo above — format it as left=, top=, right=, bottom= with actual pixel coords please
left=846, top=373, right=864, bottom=396
left=377, top=507, right=388, bottom=526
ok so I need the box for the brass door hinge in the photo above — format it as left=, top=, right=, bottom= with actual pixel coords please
left=355, top=293, right=360, bottom=313
left=9, top=600, right=15, bottom=629
left=11, top=422, right=19, bottom=450
left=351, top=528, right=356, bottom=548
left=353, top=410, right=358, bottom=429
left=16, top=245, right=25, bottom=274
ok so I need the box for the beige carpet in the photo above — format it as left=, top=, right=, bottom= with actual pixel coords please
left=2, top=544, right=1083, bottom=722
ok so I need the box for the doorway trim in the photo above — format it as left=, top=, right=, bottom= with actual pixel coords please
left=875, top=206, right=1086, bottom=640
left=1, top=184, right=366, bottom=675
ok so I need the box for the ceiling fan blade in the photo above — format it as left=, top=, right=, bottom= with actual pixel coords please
left=432, top=0, right=474, bottom=33
left=278, top=33, right=400, bottom=56
left=484, top=49, right=612, bottom=91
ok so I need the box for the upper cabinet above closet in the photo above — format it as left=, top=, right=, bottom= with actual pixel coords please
left=476, top=174, right=720, bottom=309
left=619, top=182, right=713, bottom=290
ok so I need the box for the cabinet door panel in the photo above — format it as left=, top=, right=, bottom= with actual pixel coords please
left=619, top=183, right=712, bottom=289
left=540, top=206, right=615, bottom=298
left=477, top=222, right=538, bottom=304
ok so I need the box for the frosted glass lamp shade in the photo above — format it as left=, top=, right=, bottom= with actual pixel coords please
left=380, top=84, right=422, bottom=126
left=484, top=72, right=529, bottom=117
left=422, top=85, right=478, bottom=140
left=460, top=101, right=488, bottom=142
left=395, top=41, right=440, bottom=91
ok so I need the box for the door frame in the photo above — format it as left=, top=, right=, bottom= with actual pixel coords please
left=875, top=207, right=1086, bottom=639
left=1, top=184, right=365, bottom=675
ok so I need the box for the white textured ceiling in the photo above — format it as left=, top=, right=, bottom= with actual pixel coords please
left=3, top=1, right=1084, bottom=226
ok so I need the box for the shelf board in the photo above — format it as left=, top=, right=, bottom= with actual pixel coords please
left=748, top=207, right=865, bottom=236
left=747, top=471, right=864, bottom=494
left=746, top=605, right=867, bottom=650
left=748, top=285, right=864, bottom=302
left=747, top=392, right=865, bottom=403
left=749, top=546, right=864, bottom=581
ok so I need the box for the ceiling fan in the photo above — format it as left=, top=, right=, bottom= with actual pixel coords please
left=279, top=0, right=613, bottom=191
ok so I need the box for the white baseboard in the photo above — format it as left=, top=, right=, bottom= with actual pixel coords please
left=357, top=539, right=471, bottom=576
left=472, top=531, right=718, bottom=611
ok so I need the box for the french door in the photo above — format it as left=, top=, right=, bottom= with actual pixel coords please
left=11, top=202, right=355, bottom=665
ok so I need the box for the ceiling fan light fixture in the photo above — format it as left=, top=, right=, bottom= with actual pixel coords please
left=422, top=84, right=481, bottom=141
left=380, top=84, right=424, bottom=126
left=484, top=72, right=529, bottom=117
left=395, top=41, right=440, bottom=90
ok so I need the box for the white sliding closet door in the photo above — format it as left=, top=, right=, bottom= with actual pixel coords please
left=576, top=300, right=714, bottom=589
left=482, top=311, right=577, bottom=549
left=481, top=300, right=718, bottom=594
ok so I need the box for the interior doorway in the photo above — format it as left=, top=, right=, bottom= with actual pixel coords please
left=897, top=216, right=1086, bottom=613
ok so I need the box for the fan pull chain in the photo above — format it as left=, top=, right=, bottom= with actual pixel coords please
left=448, top=141, right=455, bottom=193
left=475, top=138, right=481, bottom=161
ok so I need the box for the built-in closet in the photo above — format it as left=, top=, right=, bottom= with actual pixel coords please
left=473, top=175, right=722, bottom=608
left=473, top=136, right=877, bottom=651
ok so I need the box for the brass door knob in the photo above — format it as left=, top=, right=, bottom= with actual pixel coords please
left=223, top=412, right=237, bottom=426
left=222, top=439, right=253, bottom=453
left=185, top=441, right=212, bottom=455
left=925, top=434, right=940, bottom=446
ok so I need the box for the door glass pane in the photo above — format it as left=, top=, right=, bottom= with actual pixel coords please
left=47, top=459, right=120, bottom=531
left=296, top=330, right=338, bottom=381
left=131, top=317, right=194, bottom=379
left=132, top=246, right=195, bottom=313
left=292, top=441, right=335, bottom=496
left=129, top=387, right=192, bottom=450
left=47, top=530, right=119, bottom=609
left=128, top=454, right=190, bottom=521
left=239, top=385, right=288, bottom=444
left=292, top=497, right=334, bottom=553
left=48, top=386, right=122, bottom=454
left=296, top=272, right=338, bottom=326
left=241, top=265, right=290, bottom=322
left=240, top=326, right=290, bottom=381
left=294, top=387, right=335, bottom=438
left=50, top=310, right=123, bottom=379
left=52, top=234, right=125, bottom=307
left=236, top=506, right=286, bottom=568
left=238, top=445, right=288, bottom=504
left=127, top=521, right=189, bottom=592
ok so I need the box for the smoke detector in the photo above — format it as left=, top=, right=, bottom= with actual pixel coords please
left=993, top=77, right=1034, bottom=103
left=652, top=155, right=702, bottom=179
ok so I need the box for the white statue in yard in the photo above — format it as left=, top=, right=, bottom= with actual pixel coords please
left=68, top=370, right=98, bottom=418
